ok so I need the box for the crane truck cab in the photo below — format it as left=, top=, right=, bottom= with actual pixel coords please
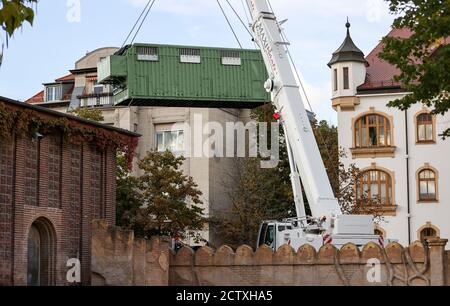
left=257, top=219, right=382, bottom=252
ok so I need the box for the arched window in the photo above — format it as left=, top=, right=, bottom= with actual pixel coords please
left=416, top=113, right=435, bottom=143
left=420, top=227, right=437, bottom=242
left=354, top=114, right=391, bottom=148
left=356, top=170, right=393, bottom=206
left=418, top=169, right=437, bottom=201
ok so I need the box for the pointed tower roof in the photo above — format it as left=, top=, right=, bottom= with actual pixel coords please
left=328, top=19, right=369, bottom=67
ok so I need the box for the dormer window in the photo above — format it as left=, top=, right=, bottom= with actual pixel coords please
left=180, top=48, right=201, bottom=64
left=45, top=85, right=62, bottom=102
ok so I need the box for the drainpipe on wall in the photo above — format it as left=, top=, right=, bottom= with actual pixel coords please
left=405, top=109, right=412, bottom=245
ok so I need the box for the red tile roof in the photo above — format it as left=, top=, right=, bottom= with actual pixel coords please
left=358, top=28, right=413, bottom=91
left=55, top=74, right=75, bottom=82
left=26, top=90, right=45, bottom=104
left=359, top=28, right=450, bottom=91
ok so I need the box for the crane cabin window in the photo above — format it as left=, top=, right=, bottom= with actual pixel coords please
left=354, top=114, right=392, bottom=148
left=343, top=67, right=349, bottom=89
left=137, top=47, right=158, bottom=61
left=180, top=48, right=201, bottom=64
left=221, top=51, right=241, bottom=66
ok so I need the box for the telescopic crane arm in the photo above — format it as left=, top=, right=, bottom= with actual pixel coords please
left=245, top=0, right=342, bottom=222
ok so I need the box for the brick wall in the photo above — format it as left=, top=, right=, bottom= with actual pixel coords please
left=0, top=132, right=118, bottom=286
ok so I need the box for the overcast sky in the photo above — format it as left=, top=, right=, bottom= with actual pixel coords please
left=0, top=0, right=396, bottom=124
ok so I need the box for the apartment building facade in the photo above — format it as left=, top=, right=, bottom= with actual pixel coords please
left=330, top=23, right=450, bottom=247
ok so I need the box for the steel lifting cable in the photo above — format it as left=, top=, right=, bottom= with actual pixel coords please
left=121, top=0, right=156, bottom=48
left=216, top=0, right=243, bottom=49
left=224, top=0, right=259, bottom=47
left=130, top=0, right=157, bottom=45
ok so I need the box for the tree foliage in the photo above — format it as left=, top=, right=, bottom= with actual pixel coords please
left=118, top=150, right=206, bottom=240
left=380, top=0, right=450, bottom=137
left=210, top=158, right=295, bottom=249
left=0, top=0, right=37, bottom=37
left=116, top=154, right=141, bottom=228
left=71, top=107, right=105, bottom=122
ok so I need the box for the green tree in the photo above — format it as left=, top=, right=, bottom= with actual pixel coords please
left=210, top=158, right=295, bottom=249
left=0, top=0, right=37, bottom=37
left=115, top=154, right=141, bottom=228
left=380, top=0, right=450, bottom=137
left=71, top=108, right=105, bottom=122
left=124, top=150, right=206, bottom=240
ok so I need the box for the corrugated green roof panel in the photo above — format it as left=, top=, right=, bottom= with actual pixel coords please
left=98, top=44, right=270, bottom=108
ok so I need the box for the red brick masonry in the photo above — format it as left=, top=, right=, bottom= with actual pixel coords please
left=0, top=96, right=139, bottom=286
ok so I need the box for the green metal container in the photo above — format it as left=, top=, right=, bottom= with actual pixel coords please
left=98, top=43, right=270, bottom=108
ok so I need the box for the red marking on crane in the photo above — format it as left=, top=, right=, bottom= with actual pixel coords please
left=378, top=236, right=385, bottom=248
left=323, top=234, right=332, bottom=245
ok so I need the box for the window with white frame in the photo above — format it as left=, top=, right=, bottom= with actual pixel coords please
left=221, top=51, right=241, bottom=66
left=137, top=47, right=158, bottom=61
left=45, top=85, right=62, bottom=102
left=180, top=48, right=201, bottom=64
left=156, top=129, right=185, bottom=153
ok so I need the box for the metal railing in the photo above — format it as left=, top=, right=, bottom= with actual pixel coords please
left=78, top=93, right=114, bottom=107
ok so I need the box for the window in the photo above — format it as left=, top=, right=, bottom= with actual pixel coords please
left=221, top=51, right=241, bottom=66
left=354, top=114, right=392, bottom=148
left=417, top=113, right=435, bottom=143
left=264, top=225, right=275, bottom=248
left=45, top=85, right=62, bottom=102
left=356, top=170, right=393, bottom=206
left=343, top=67, right=349, bottom=90
left=418, top=169, right=437, bottom=201
left=92, top=80, right=104, bottom=95
left=137, top=47, right=158, bottom=61
left=333, top=69, right=338, bottom=91
left=156, top=130, right=185, bottom=152
left=180, top=48, right=201, bottom=64
left=420, top=227, right=437, bottom=242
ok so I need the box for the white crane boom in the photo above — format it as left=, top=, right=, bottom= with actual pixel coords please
left=247, top=0, right=380, bottom=250
left=246, top=0, right=340, bottom=219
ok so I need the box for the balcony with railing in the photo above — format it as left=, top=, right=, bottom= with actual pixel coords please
left=78, top=93, right=114, bottom=107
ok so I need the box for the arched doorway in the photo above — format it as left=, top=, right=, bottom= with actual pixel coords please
left=27, top=218, right=56, bottom=286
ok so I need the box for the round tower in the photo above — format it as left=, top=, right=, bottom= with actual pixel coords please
left=328, top=20, right=368, bottom=110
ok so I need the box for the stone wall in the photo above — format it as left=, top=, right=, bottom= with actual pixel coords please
left=91, top=220, right=170, bottom=286
left=92, top=222, right=448, bottom=286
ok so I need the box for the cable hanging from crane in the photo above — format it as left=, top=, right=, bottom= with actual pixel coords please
left=224, top=0, right=258, bottom=47
left=121, top=0, right=157, bottom=48
left=216, top=0, right=243, bottom=49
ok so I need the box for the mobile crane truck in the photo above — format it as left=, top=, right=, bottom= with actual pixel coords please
left=245, top=0, right=382, bottom=251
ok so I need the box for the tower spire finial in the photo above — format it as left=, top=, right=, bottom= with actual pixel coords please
left=345, top=17, right=351, bottom=36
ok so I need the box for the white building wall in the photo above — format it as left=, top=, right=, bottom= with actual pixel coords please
left=338, top=92, right=450, bottom=248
